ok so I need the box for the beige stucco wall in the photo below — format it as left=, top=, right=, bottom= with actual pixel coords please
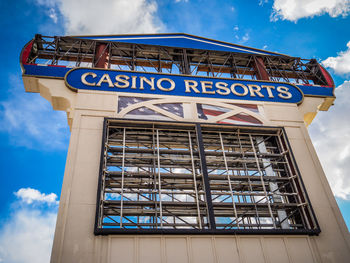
left=23, top=77, right=350, bottom=263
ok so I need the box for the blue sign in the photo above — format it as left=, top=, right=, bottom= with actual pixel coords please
left=65, top=68, right=304, bottom=104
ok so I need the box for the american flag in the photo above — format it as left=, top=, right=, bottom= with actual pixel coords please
left=197, top=104, right=262, bottom=125
left=118, top=97, right=184, bottom=121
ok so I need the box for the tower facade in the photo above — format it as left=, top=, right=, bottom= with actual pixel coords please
left=21, top=34, right=350, bottom=262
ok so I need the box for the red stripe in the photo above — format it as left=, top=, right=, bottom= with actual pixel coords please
left=203, top=109, right=225, bottom=116
left=228, top=113, right=262, bottom=124
left=21, top=40, right=33, bottom=64
left=203, top=109, right=261, bottom=124
left=231, top=103, right=258, bottom=110
left=48, top=65, right=67, bottom=68
left=319, top=64, right=335, bottom=87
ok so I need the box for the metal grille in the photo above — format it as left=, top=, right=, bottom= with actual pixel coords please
left=95, top=119, right=320, bottom=235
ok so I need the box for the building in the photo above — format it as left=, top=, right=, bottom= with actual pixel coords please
left=20, top=33, right=350, bottom=262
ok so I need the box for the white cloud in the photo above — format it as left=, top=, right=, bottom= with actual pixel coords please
left=0, top=75, right=69, bottom=150
left=15, top=188, right=58, bottom=205
left=33, top=0, right=164, bottom=35
left=322, top=41, right=350, bottom=75
left=48, top=8, right=58, bottom=23
left=259, top=0, right=269, bottom=6
left=233, top=27, right=250, bottom=44
left=309, top=81, right=350, bottom=200
left=34, top=0, right=57, bottom=6
left=241, top=32, right=250, bottom=43
left=0, top=189, right=58, bottom=263
left=0, top=209, right=57, bottom=263
left=271, top=0, right=350, bottom=21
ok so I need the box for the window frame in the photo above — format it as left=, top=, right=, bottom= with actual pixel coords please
left=94, top=118, right=320, bottom=236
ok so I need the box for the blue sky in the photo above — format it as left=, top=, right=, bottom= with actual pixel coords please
left=1, top=0, right=350, bottom=262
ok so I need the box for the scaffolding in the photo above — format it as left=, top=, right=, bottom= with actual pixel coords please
left=95, top=119, right=319, bottom=235
left=23, top=34, right=331, bottom=86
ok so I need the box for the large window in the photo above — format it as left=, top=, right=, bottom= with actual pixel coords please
left=95, top=119, right=320, bottom=235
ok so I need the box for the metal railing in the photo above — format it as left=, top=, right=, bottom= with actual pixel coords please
left=24, top=34, right=329, bottom=86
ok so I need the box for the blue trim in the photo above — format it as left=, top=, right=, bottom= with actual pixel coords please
left=23, top=64, right=70, bottom=78
left=296, top=85, right=334, bottom=97
left=22, top=64, right=334, bottom=99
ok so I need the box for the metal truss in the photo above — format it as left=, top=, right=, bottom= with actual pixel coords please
left=25, top=35, right=329, bottom=86
left=95, top=119, right=320, bottom=235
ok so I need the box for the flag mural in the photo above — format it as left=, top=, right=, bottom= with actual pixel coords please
left=118, top=96, right=184, bottom=121
left=197, top=104, right=262, bottom=125
left=118, top=96, right=263, bottom=124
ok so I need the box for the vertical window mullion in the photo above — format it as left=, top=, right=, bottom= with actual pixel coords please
left=156, top=129, right=163, bottom=228
left=119, top=127, right=126, bottom=228
left=256, top=136, right=290, bottom=229
left=249, top=134, right=277, bottom=229
left=219, top=132, right=240, bottom=229
left=96, top=119, right=108, bottom=230
left=188, top=131, right=202, bottom=229
left=278, top=130, right=315, bottom=230
left=196, top=124, right=216, bottom=229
